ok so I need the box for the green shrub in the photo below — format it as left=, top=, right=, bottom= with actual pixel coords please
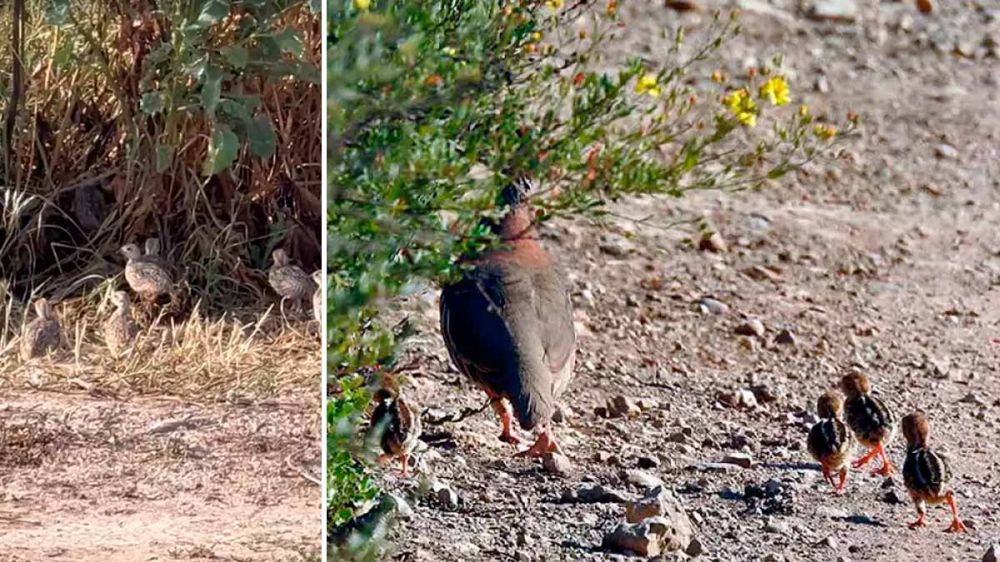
left=327, top=0, right=852, bottom=552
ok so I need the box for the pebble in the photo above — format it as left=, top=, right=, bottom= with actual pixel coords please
left=774, top=329, right=797, bottom=345
left=608, top=395, right=642, bottom=418
left=984, top=543, right=999, bottom=562
left=764, top=517, right=789, bottom=534
left=637, top=455, right=661, bottom=469
left=698, top=231, right=728, bottom=253
left=721, top=453, right=754, bottom=469
left=935, top=143, right=959, bottom=159
left=882, top=489, right=904, bottom=505
left=817, top=536, right=838, bottom=549
left=916, top=0, right=932, bottom=13
left=735, top=318, right=766, bottom=337
left=627, top=469, right=666, bottom=490
left=686, top=536, right=706, bottom=557
left=566, top=484, right=629, bottom=504
left=608, top=489, right=694, bottom=555
left=542, top=452, right=572, bottom=476
left=697, top=296, right=729, bottom=315
left=432, top=480, right=460, bottom=510
left=808, top=0, right=858, bottom=21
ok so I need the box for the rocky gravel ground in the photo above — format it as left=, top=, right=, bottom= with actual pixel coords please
left=374, top=1, right=1000, bottom=561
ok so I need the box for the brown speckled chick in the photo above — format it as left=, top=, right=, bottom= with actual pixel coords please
left=440, top=178, right=576, bottom=458
left=268, top=249, right=316, bottom=310
left=840, top=372, right=896, bottom=476
left=121, top=243, right=172, bottom=303
left=104, top=291, right=138, bottom=355
left=20, top=298, right=61, bottom=360
left=901, top=411, right=967, bottom=533
left=312, top=270, right=323, bottom=324
left=366, top=381, right=422, bottom=476
left=807, top=391, right=855, bottom=494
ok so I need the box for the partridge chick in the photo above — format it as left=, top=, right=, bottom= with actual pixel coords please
left=104, top=291, right=138, bottom=355
left=440, top=178, right=576, bottom=458
left=121, top=243, right=172, bottom=304
left=268, top=249, right=316, bottom=313
left=20, top=298, right=61, bottom=360
left=840, top=372, right=896, bottom=476
left=807, top=391, right=855, bottom=494
left=366, top=383, right=422, bottom=476
left=312, top=270, right=323, bottom=324
left=901, top=411, right=967, bottom=532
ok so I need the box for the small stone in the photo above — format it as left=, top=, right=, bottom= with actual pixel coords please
left=698, top=231, right=728, bottom=253
left=817, top=536, right=838, bottom=549
left=386, top=492, right=413, bottom=520
left=764, top=479, right=783, bottom=496
left=763, top=555, right=784, bottom=562
left=542, top=452, right=572, bottom=476
left=516, top=551, right=532, bottom=562
left=697, top=296, right=729, bottom=315
left=984, top=543, right=999, bottom=562
left=721, top=453, right=754, bottom=468
left=686, top=536, right=706, bottom=557
left=608, top=395, right=642, bottom=418
left=764, top=517, right=789, bottom=534
left=808, top=0, right=858, bottom=22
left=882, top=489, right=904, bottom=504
left=552, top=403, right=571, bottom=423
left=627, top=469, right=666, bottom=490
left=735, top=318, right=766, bottom=337
left=573, top=484, right=629, bottom=503
left=959, top=392, right=984, bottom=405
left=935, top=144, right=959, bottom=160
left=881, top=477, right=896, bottom=489
left=432, top=480, right=460, bottom=510
left=516, top=529, right=534, bottom=547
left=735, top=389, right=758, bottom=409
left=916, top=0, right=932, bottom=13
left=637, top=455, right=661, bottom=469
left=815, top=75, right=830, bottom=93
left=774, top=329, right=797, bottom=345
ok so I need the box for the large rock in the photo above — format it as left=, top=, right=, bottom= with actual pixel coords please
left=616, top=486, right=694, bottom=554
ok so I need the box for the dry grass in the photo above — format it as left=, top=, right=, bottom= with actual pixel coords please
left=0, top=1, right=321, bottom=311
left=0, top=283, right=319, bottom=398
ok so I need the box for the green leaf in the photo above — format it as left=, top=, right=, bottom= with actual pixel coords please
left=140, top=92, right=164, bottom=115
left=247, top=116, right=276, bottom=159
left=201, top=66, right=223, bottom=116
left=273, top=29, right=305, bottom=58
left=222, top=45, right=249, bottom=69
left=45, top=0, right=70, bottom=26
left=197, top=0, right=230, bottom=27
left=155, top=144, right=175, bottom=173
left=202, top=125, right=239, bottom=176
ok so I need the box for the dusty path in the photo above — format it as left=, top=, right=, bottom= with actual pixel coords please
left=382, top=1, right=1000, bottom=560
left=1, top=389, right=321, bottom=561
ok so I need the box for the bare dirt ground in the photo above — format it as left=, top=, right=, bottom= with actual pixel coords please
left=378, top=1, right=1000, bottom=560
left=0, top=324, right=321, bottom=561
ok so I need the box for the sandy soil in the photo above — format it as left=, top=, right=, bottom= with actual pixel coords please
left=1, top=365, right=321, bottom=560
left=377, top=1, right=1000, bottom=560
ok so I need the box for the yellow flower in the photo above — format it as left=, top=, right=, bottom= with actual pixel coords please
left=531, top=31, right=543, bottom=42
left=443, top=46, right=458, bottom=57
left=759, top=76, right=790, bottom=106
left=635, top=73, right=661, bottom=98
left=798, top=105, right=809, bottom=117
left=723, top=88, right=757, bottom=127
left=354, top=0, right=370, bottom=10
left=814, top=124, right=837, bottom=139
left=546, top=0, right=564, bottom=8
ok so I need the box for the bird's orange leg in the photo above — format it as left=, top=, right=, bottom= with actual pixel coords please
left=908, top=505, right=927, bottom=529
left=821, top=465, right=834, bottom=488
left=487, top=395, right=522, bottom=445
left=852, top=445, right=880, bottom=469
left=873, top=443, right=894, bottom=476
left=399, top=453, right=410, bottom=477
left=514, top=429, right=559, bottom=458
left=944, top=492, right=967, bottom=533
left=835, top=467, right=848, bottom=495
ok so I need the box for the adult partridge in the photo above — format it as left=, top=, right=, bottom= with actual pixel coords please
left=901, top=411, right=966, bottom=532
left=840, top=372, right=896, bottom=476
left=121, top=243, right=172, bottom=304
left=20, top=298, right=61, bottom=360
left=268, top=249, right=316, bottom=312
left=104, top=290, right=139, bottom=355
left=807, top=390, right=855, bottom=494
left=440, top=179, right=576, bottom=457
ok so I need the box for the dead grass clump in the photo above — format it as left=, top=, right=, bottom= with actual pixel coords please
left=0, top=1, right=321, bottom=311
left=0, top=286, right=319, bottom=398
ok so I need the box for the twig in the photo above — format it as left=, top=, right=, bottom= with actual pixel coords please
left=421, top=398, right=491, bottom=425
left=284, top=452, right=322, bottom=486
